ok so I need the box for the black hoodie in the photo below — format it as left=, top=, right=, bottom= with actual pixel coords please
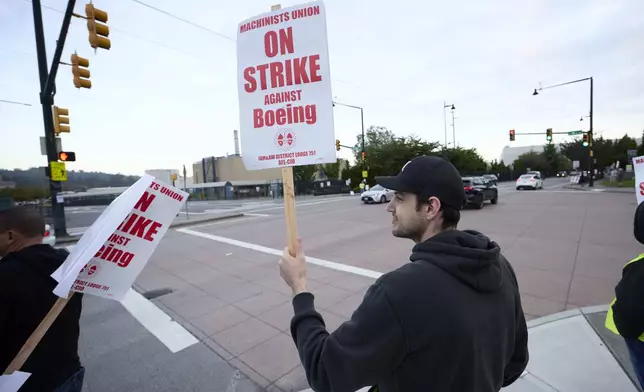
left=0, top=244, right=83, bottom=391
left=291, top=230, right=529, bottom=392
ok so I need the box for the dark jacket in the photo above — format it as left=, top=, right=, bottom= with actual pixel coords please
left=612, top=255, right=644, bottom=339
left=290, top=229, right=529, bottom=392
left=0, top=244, right=83, bottom=391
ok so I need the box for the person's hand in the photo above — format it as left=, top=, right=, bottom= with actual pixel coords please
left=279, top=238, right=308, bottom=297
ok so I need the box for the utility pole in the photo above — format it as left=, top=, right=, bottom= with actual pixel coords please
left=451, top=108, right=456, bottom=147
left=588, top=77, right=594, bottom=187
left=31, top=0, right=76, bottom=237
left=360, top=106, right=365, bottom=172
left=443, top=102, right=455, bottom=148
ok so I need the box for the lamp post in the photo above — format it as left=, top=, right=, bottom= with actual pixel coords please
left=332, top=100, right=365, bottom=163
left=533, top=77, right=594, bottom=186
left=443, top=102, right=455, bottom=148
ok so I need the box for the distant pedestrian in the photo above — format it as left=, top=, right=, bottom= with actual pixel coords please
left=0, top=207, right=84, bottom=392
left=606, top=202, right=644, bottom=389
left=279, top=155, right=529, bottom=392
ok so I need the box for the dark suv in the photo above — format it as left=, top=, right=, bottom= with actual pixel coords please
left=463, top=176, right=498, bottom=209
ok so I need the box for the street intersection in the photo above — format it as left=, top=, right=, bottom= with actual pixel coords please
left=75, top=179, right=641, bottom=391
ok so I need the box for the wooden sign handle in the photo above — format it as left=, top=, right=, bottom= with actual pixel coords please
left=282, top=166, right=299, bottom=256
left=4, top=294, right=72, bottom=375
left=270, top=3, right=299, bottom=257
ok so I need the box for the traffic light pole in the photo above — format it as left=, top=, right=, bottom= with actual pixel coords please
left=588, top=77, right=594, bottom=187
left=31, top=0, right=76, bottom=237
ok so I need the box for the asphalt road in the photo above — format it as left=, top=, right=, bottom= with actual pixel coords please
left=63, top=178, right=571, bottom=232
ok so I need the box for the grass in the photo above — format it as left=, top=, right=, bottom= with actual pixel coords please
left=600, top=178, right=635, bottom=188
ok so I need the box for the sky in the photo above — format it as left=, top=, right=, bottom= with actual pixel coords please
left=1, top=0, right=643, bottom=176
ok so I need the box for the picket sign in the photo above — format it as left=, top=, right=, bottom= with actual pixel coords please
left=3, top=175, right=187, bottom=378
left=236, top=1, right=336, bottom=254
left=633, top=155, right=644, bottom=205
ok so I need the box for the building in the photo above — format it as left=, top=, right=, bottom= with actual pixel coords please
left=192, top=130, right=282, bottom=184
left=499, top=144, right=561, bottom=165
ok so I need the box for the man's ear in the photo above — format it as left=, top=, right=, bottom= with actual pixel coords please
left=426, top=197, right=442, bottom=218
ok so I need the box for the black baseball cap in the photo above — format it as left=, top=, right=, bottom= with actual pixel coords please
left=375, top=155, right=466, bottom=209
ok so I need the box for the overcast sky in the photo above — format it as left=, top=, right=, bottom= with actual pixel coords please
left=1, top=0, right=643, bottom=175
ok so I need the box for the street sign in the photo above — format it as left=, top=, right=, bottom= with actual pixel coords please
left=49, top=161, right=67, bottom=181
left=362, top=170, right=368, bottom=178
left=40, top=137, right=62, bottom=156
left=628, top=149, right=637, bottom=158
left=568, top=130, right=583, bottom=135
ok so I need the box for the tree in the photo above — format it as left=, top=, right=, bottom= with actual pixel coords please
left=351, top=126, right=441, bottom=185
left=513, top=151, right=548, bottom=174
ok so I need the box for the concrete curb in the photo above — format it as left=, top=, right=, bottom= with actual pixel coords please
left=526, top=304, right=609, bottom=329
left=56, top=213, right=245, bottom=245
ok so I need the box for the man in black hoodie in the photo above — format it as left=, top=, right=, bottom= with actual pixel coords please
left=0, top=207, right=84, bottom=391
left=279, top=155, right=529, bottom=392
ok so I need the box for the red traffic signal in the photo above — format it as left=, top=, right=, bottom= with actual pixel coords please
left=58, top=151, right=76, bottom=162
left=361, top=151, right=366, bottom=159
left=509, top=129, right=515, bottom=141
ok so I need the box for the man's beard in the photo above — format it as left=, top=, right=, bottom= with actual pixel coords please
left=392, top=217, right=427, bottom=243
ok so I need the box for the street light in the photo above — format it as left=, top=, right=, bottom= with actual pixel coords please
left=443, top=102, right=455, bottom=148
left=332, top=99, right=365, bottom=166
left=532, top=77, right=594, bottom=186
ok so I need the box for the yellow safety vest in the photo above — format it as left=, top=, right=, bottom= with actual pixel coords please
left=605, top=253, right=644, bottom=342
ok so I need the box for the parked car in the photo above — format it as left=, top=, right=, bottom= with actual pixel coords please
left=556, top=171, right=568, bottom=177
left=516, top=173, right=543, bottom=190
left=482, top=174, right=498, bottom=185
left=463, top=177, right=498, bottom=209
left=42, top=223, right=56, bottom=247
left=360, top=184, right=394, bottom=204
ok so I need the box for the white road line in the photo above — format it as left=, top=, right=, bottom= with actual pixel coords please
left=176, top=228, right=383, bottom=279
left=183, top=215, right=268, bottom=229
left=120, top=288, right=199, bottom=353
left=64, top=246, right=198, bottom=353
left=247, top=196, right=356, bottom=214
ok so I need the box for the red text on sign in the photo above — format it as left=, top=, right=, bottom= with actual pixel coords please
left=636, top=158, right=644, bottom=164
left=264, top=89, right=302, bottom=105
left=244, top=55, right=322, bottom=93
left=160, top=186, right=185, bottom=202
left=254, top=103, right=316, bottom=129
left=264, top=27, right=293, bottom=57
left=639, top=182, right=644, bottom=196
left=134, top=191, right=156, bottom=212
left=117, top=212, right=163, bottom=242
left=107, top=233, right=131, bottom=246
left=94, top=243, right=135, bottom=267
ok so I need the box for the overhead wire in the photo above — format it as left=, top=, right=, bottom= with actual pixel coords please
left=15, top=0, right=368, bottom=93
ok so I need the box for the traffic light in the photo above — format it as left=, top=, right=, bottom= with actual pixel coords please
left=335, top=139, right=341, bottom=151
left=71, top=54, right=91, bottom=89
left=58, top=151, right=76, bottom=162
left=85, top=4, right=111, bottom=50
left=361, top=151, right=366, bottom=160
left=582, top=133, right=589, bottom=147
left=52, top=106, right=70, bottom=135
left=509, top=129, right=515, bottom=141
left=546, top=128, right=552, bottom=141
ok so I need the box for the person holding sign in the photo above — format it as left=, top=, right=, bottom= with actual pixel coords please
left=0, top=207, right=84, bottom=392
left=605, top=201, right=644, bottom=389
left=280, top=156, right=528, bottom=392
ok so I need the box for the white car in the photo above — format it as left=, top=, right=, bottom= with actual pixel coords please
left=360, top=184, right=394, bottom=204
left=42, top=224, right=56, bottom=247
left=516, top=174, right=543, bottom=190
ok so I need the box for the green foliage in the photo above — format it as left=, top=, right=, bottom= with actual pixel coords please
left=0, top=187, right=49, bottom=202
left=338, top=126, right=489, bottom=187
left=512, top=144, right=572, bottom=176
left=559, top=133, right=638, bottom=170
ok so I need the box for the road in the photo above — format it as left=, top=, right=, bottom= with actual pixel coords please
left=63, top=178, right=570, bottom=233
left=71, top=176, right=640, bottom=391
